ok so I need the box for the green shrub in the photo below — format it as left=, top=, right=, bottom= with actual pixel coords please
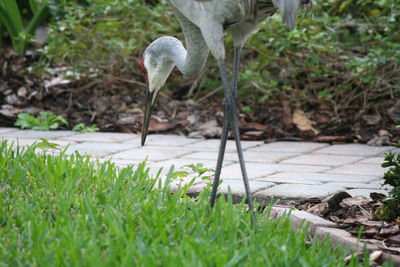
left=39, top=0, right=399, bottom=117
left=376, top=149, right=400, bottom=221
left=14, top=111, right=68, bottom=130
left=72, top=122, right=99, bottom=132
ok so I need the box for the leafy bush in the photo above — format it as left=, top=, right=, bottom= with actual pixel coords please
left=14, top=111, right=68, bottom=130
left=376, top=150, right=400, bottom=221
left=41, top=0, right=399, bottom=112
left=44, top=0, right=178, bottom=78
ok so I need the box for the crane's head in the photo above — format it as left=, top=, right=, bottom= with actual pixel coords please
left=273, top=0, right=310, bottom=29
left=140, top=41, right=175, bottom=146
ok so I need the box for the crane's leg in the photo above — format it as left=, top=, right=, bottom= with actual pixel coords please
left=210, top=46, right=243, bottom=207
left=232, top=46, right=243, bottom=99
left=216, top=59, right=255, bottom=217
left=210, top=101, right=230, bottom=207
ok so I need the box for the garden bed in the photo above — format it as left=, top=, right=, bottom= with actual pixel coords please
left=1, top=48, right=399, bottom=145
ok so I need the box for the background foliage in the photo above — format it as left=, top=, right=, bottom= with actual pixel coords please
left=1, top=0, right=399, bottom=137
left=40, top=0, right=400, bottom=115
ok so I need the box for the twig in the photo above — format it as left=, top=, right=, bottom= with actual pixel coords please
left=104, top=74, right=147, bottom=87
left=197, top=86, right=223, bottom=103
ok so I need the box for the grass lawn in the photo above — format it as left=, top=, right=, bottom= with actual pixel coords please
left=0, top=140, right=384, bottom=266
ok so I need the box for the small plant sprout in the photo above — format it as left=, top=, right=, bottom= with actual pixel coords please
left=34, top=138, right=60, bottom=150
left=14, top=111, right=68, bottom=130
left=72, top=123, right=99, bottom=133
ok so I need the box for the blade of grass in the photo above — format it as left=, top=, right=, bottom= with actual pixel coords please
left=26, top=6, right=50, bottom=43
left=0, top=0, right=24, bottom=54
left=0, top=21, right=4, bottom=48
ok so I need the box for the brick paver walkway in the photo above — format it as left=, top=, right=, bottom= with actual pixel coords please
left=1, top=127, right=398, bottom=203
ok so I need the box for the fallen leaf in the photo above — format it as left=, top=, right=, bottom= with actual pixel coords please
left=362, top=114, right=381, bottom=126
left=148, top=119, right=177, bottom=132
left=342, top=196, right=371, bottom=207
left=197, top=120, right=222, bottom=138
left=315, top=135, right=353, bottom=142
left=344, top=251, right=364, bottom=263
left=386, top=234, right=400, bottom=246
left=314, top=113, right=330, bottom=124
left=380, top=224, right=400, bottom=235
left=241, top=131, right=264, bottom=140
left=44, top=76, right=71, bottom=89
left=242, top=122, right=268, bottom=131
left=343, top=215, right=370, bottom=224
left=292, top=109, right=319, bottom=135
left=306, top=202, right=329, bottom=214
left=369, top=250, right=383, bottom=263
left=281, top=100, right=292, bottom=129
left=387, top=101, right=400, bottom=122
left=367, top=135, right=391, bottom=146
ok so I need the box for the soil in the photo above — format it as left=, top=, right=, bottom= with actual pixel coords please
left=1, top=48, right=399, bottom=145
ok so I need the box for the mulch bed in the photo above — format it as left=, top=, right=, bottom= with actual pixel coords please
left=294, top=192, right=400, bottom=260
left=1, top=48, right=399, bottom=145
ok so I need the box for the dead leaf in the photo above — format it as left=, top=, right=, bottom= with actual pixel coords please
left=362, top=114, right=381, bottom=126
left=241, top=131, right=264, bottom=140
left=197, top=120, right=222, bottom=138
left=367, top=135, right=391, bottom=146
left=344, top=251, right=364, bottom=263
left=342, top=196, right=371, bottom=207
left=315, top=135, right=353, bottom=142
left=378, top=129, right=390, bottom=137
left=306, top=202, right=329, bottom=214
left=148, top=119, right=177, bottom=132
left=314, top=113, right=330, bottom=124
left=380, top=224, right=400, bottom=235
left=386, top=234, right=400, bottom=246
left=242, top=122, right=268, bottom=131
left=292, top=109, right=320, bottom=135
left=387, top=101, right=400, bottom=122
left=281, top=100, right=292, bottom=129
left=343, top=215, right=370, bottom=224
left=369, top=250, right=383, bottom=263
left=44, top=76, right=71, bottom=89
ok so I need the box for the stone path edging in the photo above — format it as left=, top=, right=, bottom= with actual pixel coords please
left=271, top=206, right=400, bottom=265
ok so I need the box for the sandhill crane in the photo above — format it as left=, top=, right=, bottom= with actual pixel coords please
left=141, top=0, right=308, bottom=213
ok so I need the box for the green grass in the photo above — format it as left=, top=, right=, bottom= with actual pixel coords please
left=0, top=140, right=376, bottom=266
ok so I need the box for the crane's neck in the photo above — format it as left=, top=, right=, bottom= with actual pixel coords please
left=144, top=36, right=208, bottom=77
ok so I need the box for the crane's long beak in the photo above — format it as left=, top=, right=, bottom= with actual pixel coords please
left=141, top=89, right=156, bottom=146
